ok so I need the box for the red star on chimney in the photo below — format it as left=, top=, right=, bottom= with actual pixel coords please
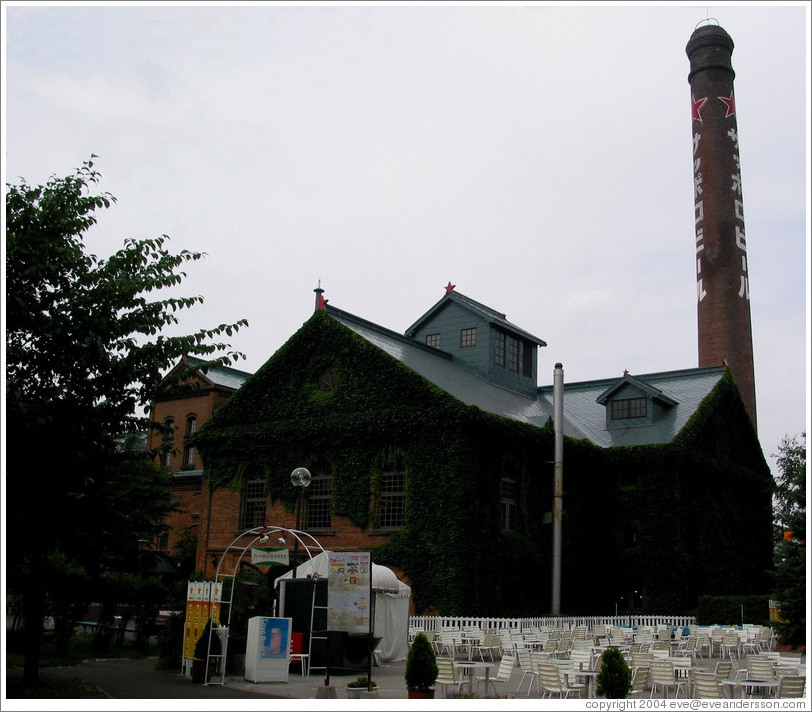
left=691, top=94, right=708, bottom=122
left=717, top=92, right=736, bottom=118
left=445, top=282, right=456, bottom=293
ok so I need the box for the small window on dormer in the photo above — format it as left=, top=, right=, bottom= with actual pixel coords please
left=522, top=340, right=533, bottom=378
left=612, top=397, right=647, bottom=420
left=425, top=333, right=441, bottom=349
left=495, top=332, right=506, bottom=367
left=507, top=336, right=519, bottom=372
left=460, top=327, right=477, bottom=348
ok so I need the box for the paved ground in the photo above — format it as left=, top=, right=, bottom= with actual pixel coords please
left=24, top=656, right=411, bottom=701
left=11, top=650, right=807, bottom=703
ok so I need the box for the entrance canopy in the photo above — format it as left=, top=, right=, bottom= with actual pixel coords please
left=276, top=551, right=405, bottom=594
left=277, top=551, right=411, bottom=661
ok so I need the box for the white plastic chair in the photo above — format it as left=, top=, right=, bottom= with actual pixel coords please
left=649, top=660, right=685, bottom=698
left=476, top=653, right=515, bottom=696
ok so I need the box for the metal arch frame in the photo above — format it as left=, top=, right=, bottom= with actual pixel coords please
left=200, top=524, right=327, bottom=686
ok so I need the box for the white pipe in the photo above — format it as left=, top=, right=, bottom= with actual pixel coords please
left=552, top=363, right=564, bottom=615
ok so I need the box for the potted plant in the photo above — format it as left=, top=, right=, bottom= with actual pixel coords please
left=405, top=632, right=438, bottom=699
left=596, top=645, right=632, bottom=698
left=191, top=619, right=223, bottom=684
left=345, top=675, right=377, bottom=699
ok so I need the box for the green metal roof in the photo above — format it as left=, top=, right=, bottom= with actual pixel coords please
left=538, top=367, right=726, bottom=447
left=330, top=306, right=725, bottom=448
left=405, top=290, right=547, bottom=346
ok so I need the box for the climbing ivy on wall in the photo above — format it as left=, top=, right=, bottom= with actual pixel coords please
left=195, top=312, right=774, bottom=616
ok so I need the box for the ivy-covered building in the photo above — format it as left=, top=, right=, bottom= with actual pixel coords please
left=172, top=284, right=773, bottom=617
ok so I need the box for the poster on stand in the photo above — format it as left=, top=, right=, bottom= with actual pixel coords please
left=327, top=552, right=371, bottom=635
left=245, top=616, right=292, bottom=683
left=182, top=580, right=222, bottom=672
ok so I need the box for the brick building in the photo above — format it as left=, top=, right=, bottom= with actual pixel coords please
left=151, top=283, right=771, bottom=616
left=149, top=21, right=772, bottom=616
left=148, top=356, right=251, bottom=563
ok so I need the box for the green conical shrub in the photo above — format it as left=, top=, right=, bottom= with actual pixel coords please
left=596, top=645, right=632, bottom=698
left=405, top=632, right=438, bottom=692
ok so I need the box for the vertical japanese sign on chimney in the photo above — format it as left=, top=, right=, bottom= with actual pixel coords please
left=686, top=23, right=757, bottom=430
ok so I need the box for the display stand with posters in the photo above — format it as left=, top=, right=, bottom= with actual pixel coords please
left=181, top=581, right=223, bottom=677
left=245, top=616, right=292, bottom=683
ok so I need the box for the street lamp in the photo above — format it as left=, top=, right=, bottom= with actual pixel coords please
left=290, top=467, right=311, bottom=578
left=137, top=538, right=152, bottom=577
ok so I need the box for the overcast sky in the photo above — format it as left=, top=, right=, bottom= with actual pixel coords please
left=3, top=2, right=809, bottom=475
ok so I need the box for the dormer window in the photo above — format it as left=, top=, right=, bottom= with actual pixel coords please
left=495, top=332, right=506, bottom=366
left=611, top=397, right=648, bottom=420
left=425, top=333, right=441, bottom=349
left=598, top=375, right=677, bottom=429
left=460, top=327, right=477, bottom=348
left=507, top=335, right=519, bottom=373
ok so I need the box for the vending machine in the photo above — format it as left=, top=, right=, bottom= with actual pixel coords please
left=245, top=616, right=292, bottom=683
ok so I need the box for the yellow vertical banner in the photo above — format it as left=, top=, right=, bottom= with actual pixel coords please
left=183, top=579, right=225, bottom=662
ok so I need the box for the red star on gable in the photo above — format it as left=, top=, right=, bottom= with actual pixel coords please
left=718, top=92, right=735, bottom=118
left=445, top=282, right=456, bottom=293
left=691, top=94, right=708, bottom=122
left=623, top=369, right=629, bottom=376
left=316, top=295, right=329, bottom=310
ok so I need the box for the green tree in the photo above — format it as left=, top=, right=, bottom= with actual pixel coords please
left=771, top=432, right=806, bottom=648
left=5, top=157, right=248, bottom=684
left=596, top=645, right=632, bottom=698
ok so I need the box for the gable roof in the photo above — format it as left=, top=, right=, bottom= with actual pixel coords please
left=327, top=305, right=557, bottom=430
left=595, top=374, right=679, bottom=407
left=168, top=355, right=252, bottom=391
left=538, top=367, right=727, bottom=447
left=404, top=290, right=547, bottom=347
left=327, top=303, right=726, bottom=447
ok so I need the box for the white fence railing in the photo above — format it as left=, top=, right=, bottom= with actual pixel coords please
left=409, top=614, right=698, bottom=633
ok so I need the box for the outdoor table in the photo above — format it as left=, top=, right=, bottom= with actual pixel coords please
left=569, top=668, right=599, bottom=698
left=453, top=636, right=473, bottom=660
left=592, top=644, right=630, bottom=655
left=671, top=658, right=692, bottom=678
left=720, top=679, right=779, bottom=699
left=516, top=639, right=546, bottom=651
left=454, top=661, right=494, bottom=697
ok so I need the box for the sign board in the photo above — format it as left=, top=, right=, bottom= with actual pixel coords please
left=245, top=616, right=292, bottom=683
left=327, top=552, right=371, bottom=635
left=251, top=547, right=290, bottom=566
left=182, top=580, right=222, bottom=665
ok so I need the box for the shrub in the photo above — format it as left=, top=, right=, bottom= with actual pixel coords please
left=596, top=646, right=632, bottom=699
left=156, top=612, right=185, bottom=670
left=405, top=632, right=438, bottom=692
left=347, top=675, right=377, bottom=688
left=193, top=619, right=222, bottom=661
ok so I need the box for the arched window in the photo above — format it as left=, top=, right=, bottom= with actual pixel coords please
left=182, top=444, right=196, bottom=470
left=186, top=414, right=198, bottom=436
left=241, top=467, right=267, bottom=530
left=500, top=474, right=517, bottom=531
left=306, top=460, right=332, bottom=530
left=161, top=417, right=175, bottom=468
left=378, top=470, right=406, bottom=528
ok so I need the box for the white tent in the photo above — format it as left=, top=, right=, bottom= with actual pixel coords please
left=277, top=551, right=411, bottom=662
